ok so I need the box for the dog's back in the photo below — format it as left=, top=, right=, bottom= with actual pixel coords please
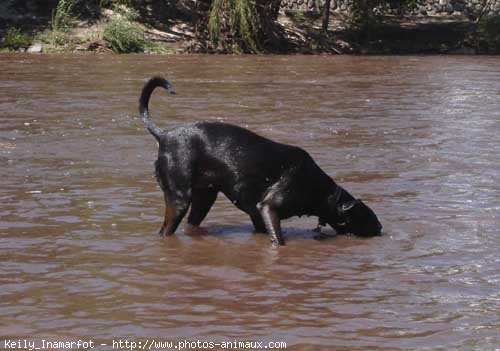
left=159, top=121, right=326, bottom=198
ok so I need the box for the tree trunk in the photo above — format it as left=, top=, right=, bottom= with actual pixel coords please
left=322, top=0, right=331, bottom=34
left=271, top=0, right=281, bottom=20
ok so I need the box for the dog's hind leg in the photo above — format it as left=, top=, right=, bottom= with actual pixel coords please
left=185, top=188, right=218, bottom=234
left=155, top=157, right=192, bottom=237
left=158, top=193, right=176, bottom=236
left=158, top=192, right=191, bottom=237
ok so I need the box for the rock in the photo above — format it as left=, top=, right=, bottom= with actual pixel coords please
left=26, top=43, right=42, bottom=53
left=76, top=40, right=107, bottom=52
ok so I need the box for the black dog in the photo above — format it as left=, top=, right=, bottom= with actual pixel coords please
left=139, top=77, right=382, bottom=245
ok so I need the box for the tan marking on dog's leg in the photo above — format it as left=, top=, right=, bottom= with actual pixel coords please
left=257, top=201, right=284, bottom=246
left=159, top=196, right=177, bottom=237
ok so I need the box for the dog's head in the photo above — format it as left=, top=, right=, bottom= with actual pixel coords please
left=335, top=199, right=382, bottom=237
left=323, top=195, right=382, bottom=237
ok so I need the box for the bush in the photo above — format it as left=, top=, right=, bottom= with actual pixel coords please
left=36, top=30, right=69, bottom=46
left=102, top=3, right=169, bottom=53
left=102, top=16, right=166, bottom=53
left=478, top=16, right=500, bottom=52
left=2, top=28, right=32, bottom=51
left=52, top=0, right=77, bottom=31
left=102, top=18, right=146, bottom=53
left=208, top=0, right=262, bottom=53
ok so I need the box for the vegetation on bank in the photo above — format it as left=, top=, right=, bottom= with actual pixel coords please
left=208, top=0, right=262, bottom=53
left=3, top=27, right=32, bottom=51
left=102, top=6, right=168, bottom=53
left=1, top=0, right=172, bottom=53
left=1, top=0, right=500, bottom=54
left=478, top=15, right=500, bottom=52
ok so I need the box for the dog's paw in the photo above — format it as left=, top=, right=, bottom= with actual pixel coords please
left=184, top=224, right=209, bottom=236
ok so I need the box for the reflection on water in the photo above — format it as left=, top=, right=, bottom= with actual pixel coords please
left=1, top=54, right=499, bottom=350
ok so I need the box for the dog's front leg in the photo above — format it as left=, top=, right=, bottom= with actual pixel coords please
left=257, top=202, right=284, bottom=246
left=250, top=212, right=267, bottom=233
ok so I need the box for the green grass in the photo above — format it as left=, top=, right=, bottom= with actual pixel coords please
left=103, top=18, right=145, bottom=53
left=208, top=0, right=262, bottom=53
left=52, top=0, right=77, bottom=32
left=34, top=30, right=82, bottom=52
left=22, top=0, right=78, bottom=53
left=142, top=40, right=172, bottom=54
left=2, top=27, right=32, bottom=51
left=102, top=17, right=167, bottom=53
left=36, top=30, right=69, bottom=46
left=1, top=1, right=169, bottom=54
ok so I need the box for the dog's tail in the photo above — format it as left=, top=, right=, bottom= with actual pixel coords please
left=139, top=76, right=176, bottom=141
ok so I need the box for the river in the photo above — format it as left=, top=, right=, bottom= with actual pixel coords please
left=1, top=54, right=499, bottom=350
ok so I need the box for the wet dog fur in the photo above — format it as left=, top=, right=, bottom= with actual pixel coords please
left=139, top=76, right=382, bottom=245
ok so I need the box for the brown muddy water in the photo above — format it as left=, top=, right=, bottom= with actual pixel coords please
left=1, top=54, right=499, bottom=350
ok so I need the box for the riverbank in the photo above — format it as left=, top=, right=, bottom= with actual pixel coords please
left=1, top=2, right=499, bottom=55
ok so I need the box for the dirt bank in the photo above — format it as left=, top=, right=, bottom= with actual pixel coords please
left=0, top=3, right=496, bottom=55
